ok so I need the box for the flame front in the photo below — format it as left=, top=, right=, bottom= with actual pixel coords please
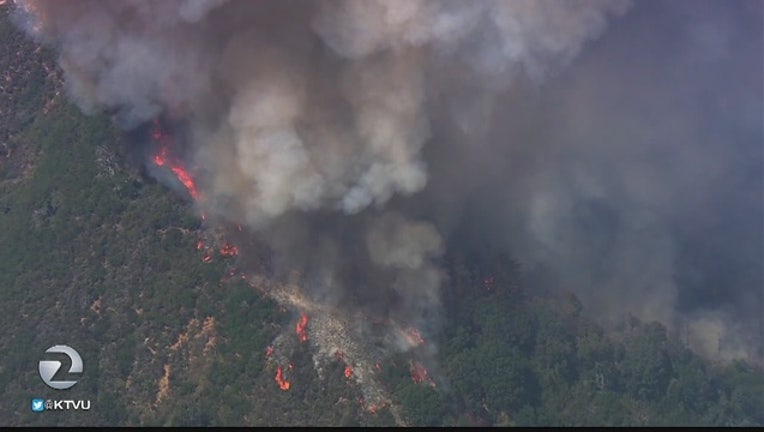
left=275, top=365, right=290, bottom=391
left=170, top=166, right=200, bottom=200
left=296, top=313, right=309, bottom=343
left=409, top=361, right=435, bottom=387
left=151, top=120, right=200, bottom=201
left=154, top=148, right=167, bottom=167
left=202, top=251, right=212, bottom=263
left=400, top=326, right=425, bottom=348
left=219, top=243, right=238, bottom=257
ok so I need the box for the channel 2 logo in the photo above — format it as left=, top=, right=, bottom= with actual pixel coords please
left=33, top=345, right=91, bottom=412
left=38, top=345, right=83, bottom=390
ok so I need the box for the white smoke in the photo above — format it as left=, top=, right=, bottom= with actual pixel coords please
left=16, top=0, right=760, bottom=371
left=13, top=0, right=631, bottom=225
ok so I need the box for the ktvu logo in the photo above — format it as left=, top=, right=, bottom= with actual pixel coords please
left=33, top=345, right=91, bottom=412
left=38, top=345, right=83, bottom=390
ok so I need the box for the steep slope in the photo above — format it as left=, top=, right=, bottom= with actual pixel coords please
left=0, top=3, right=761, bottom=427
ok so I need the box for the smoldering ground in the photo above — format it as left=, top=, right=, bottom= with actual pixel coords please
left=12, top=0, right=763, bottom=363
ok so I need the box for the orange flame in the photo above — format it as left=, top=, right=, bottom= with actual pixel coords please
left=368, top=402, right=387, bottom=414
left=358, top=398, right=386, bottom=414
left=196, top=240, right=204, bottom=250
left=296, top=313, right=309, bottom=343
left=410, top=361, right=435, bottom=387
left=275, top=365, right=290, bottom=391
left=220, top=244, right=238, bottom=257
left=151, top=121, right=201, bottom=201
left=170, top=166, right=200, bottom=200
left=402, top=326, right=425, bottom=347
left=202, top=251, right=212, bottom=263
left=344, top=365, right=353, bottom=379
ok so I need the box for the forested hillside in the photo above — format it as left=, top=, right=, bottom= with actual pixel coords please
left=0, top=4, right=761, bottom=426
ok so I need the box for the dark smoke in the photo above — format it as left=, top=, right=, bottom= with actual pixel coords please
left=12, top=0, right=763, bottom=363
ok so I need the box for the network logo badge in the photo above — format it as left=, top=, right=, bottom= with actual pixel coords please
left=31, top=398, right=45, bottom=412
left=38, top=345, right=83, bottom=390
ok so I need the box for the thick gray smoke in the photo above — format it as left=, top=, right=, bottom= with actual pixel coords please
left=12, top=0, right=762, bottom=362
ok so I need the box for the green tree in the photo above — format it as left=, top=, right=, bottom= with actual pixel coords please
left=395, top=383, right=447, bottom=426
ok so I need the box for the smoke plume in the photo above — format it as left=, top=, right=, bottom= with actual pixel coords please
left=12, top=0, right=763, bottom=373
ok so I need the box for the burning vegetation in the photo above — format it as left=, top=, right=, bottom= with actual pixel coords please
left=409, top=361, right=435, bottom=388
left=219, top=243, right=239, bottom=257
left=296, top=313, right=309, bottom=343
left=144, top=112, right=421, bottom=423
left=274, top=365, right=290, bottom=391
left=150, top=120, right=200, bottom=201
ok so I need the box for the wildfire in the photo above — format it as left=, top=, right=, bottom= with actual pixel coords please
left=401, top=326, right=425, bottom=347
left=275, top=365, right=290, bottom=391
left=296, top=313, right=309, bottom=343
left=484, top=275, right=495, bottom=291
left=202, top=251, right=212, bottom=263
left=196, top=240, right=204, bottom=250
left=219, top=266, right=246, bottom=285
left=219, top=243, right=239, bottom=257
left=368, top=402, right=387, bottom=414
left=358, top=397, right=387, bottom=415
left=150, top=120, right=201, bottom=201
left=410, top=361, right=435, bottom=387
left=170, top=166, right=200, bottom=200
left=154, top=150, right=167, bottom=166
left=151, top=121, right=169, bottom=164
left=151, top=119, right=164, bottom=141
left=344, top=365, right=353, bottom=379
